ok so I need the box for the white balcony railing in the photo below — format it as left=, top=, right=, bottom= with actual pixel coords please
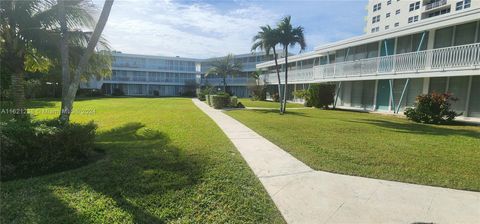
left=425, top=0, right=448, bottom=10
left=262, top=43, right=480, bottom=84
left=202, top=77, right=254, bottom=86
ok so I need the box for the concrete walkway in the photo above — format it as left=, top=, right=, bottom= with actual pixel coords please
left=192, top=99, right=480, bottom=224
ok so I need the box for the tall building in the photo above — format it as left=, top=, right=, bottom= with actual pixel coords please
left=258, top=7, right=480, bottom=119
left=365, top=0, right=477, bottom=33
left=83, top=52, right=274, bottom=97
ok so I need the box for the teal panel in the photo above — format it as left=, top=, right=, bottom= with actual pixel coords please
left=376, top=80, right=390, bottom=111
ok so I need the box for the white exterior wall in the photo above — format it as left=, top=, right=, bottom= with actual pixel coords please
left=365, top=0, right=479, bottom=34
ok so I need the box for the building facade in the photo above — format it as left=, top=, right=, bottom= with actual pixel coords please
left=365, top=0, right=477, bottom=33
left=258, top=7, right=480, bottom=119
left=83, top=52, right=272, bottom=97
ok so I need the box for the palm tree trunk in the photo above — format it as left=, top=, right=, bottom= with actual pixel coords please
left=59, top=0, right=114, bottom=123
left=272, top=48, right=283, bottom=113
left=223, top=75, right=227, bottom=92
left=58, top=0, right=70, bottom=117
left=282, top=47, right=289, bottom=114
left=11, top=56, right=26, bottom=118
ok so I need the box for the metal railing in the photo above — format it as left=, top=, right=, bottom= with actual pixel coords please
left=202, top=77, right=254, bottom=85
left=425, top=0, right=447, bottom=10
left=262, top=43, right=480, bottom=84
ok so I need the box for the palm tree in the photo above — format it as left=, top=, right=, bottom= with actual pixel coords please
left=58, top=0, right=114, bottom=122
left=0, top=0, right=102, bottom=119
left=206, top=54, right=242, bottom=93
left=251, top=25, right=283, bottom=112
left=277, top=16, right=306, bottom=113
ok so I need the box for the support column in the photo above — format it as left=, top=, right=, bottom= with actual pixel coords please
left=465, top=76, right=473, bottom=117
left=334, top=82, right=342, bottom=109
left=396, top=79, right=410, bottom=114
left=389, top=79, right=394, bottom=112
left=373, top=80, right=378, bottom=111
left=422, top=77, right=430, bottom=94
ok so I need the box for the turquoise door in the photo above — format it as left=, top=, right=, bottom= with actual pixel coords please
left=376, top=80, right=390, bottom=111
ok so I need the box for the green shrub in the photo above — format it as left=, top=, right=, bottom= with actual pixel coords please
left=272, top=92, right=280, bottom=102
left=293, top=89, right=311, bottom=106
left=249, top=85, right=266, bottom=101
left=308, top=83, right=335, bottom=109
left=112, top=88, right=124, bottom=96
left=230, top=96, right=238, bottom=107
left=0, top=118, right=99, bottom=180
left=404, top=92, right=460, bottom=124
left=211, top=95, right=230, bottom=109
left=77, top=89, right=104, bottom=97
left=208, top=95, right=215, bottom=106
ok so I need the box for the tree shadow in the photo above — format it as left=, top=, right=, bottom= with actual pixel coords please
left=349, top=118, right=480, bottom=138
left=1, top=122, right=203, bottom=223
left=247, top=108, right=312, bottom=117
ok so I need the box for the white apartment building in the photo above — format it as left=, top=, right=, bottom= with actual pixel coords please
left=83, top=52, right=274, bottom=97
left=258, top=7, right=480, bottom=119
left=366, top=0, right=478, bottom=33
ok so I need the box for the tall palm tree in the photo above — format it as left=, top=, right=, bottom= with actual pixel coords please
left=0, top=0, right=99, bottom=118
left=277, top=16, right=306, bottom=114
left=206, top=54, right=242, bottom=93
left=58, top=0, right=114, bottom=122
left=251, top=25, right=283, bottom=112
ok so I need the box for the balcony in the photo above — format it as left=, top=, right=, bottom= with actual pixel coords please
left=424, top=0, right=448, bottom=10
left=202, top=77, right=254, bottom=86
left=262, top=43, right=480, bottom=84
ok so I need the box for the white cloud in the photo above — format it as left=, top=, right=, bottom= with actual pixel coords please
left=100, top=0, right=276, bottom=58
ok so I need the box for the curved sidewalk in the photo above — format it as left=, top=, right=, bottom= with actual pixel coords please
left=192, top=99, right=480, bottom=224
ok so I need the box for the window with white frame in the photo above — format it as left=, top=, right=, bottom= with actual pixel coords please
left=387, top=0, right=392, bottom=5
left=373, top=3, right=382, bottom=11
left=408, top=16, right=419, bottom=23
left=395, top=22, right=399, bottom=27
left=456, top=0, right=471, bottom=10
left=386, top=12, right=391, bottom=18
left=385, top=25, right=390, bottom=30
left=409, top=1, right=421, bottom=11
left=396, top=9, right=401, bottom=14
left=371, top=27, right=380, bottom=33
left=372, top=15, right=381, bottom=24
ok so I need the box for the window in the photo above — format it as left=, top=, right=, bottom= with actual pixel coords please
left=428, top=8, right=451, bottom=18
left=372, top=15, right=381, bottom=24
left=386, top=12, right=391, bottom=18
left=373, top=3, right=382, bottom=11
left=387, top=0, right=392, bottom=5
left=395, top=22, right=399, bottom=27
left=409, top=1, right=421, bottom=11
left=371, top=27, right=380, bottom=33
left=456, top=0, right=471, bottom=11
left=408, top=16, right=419, bottom=24
left=396, top=9, right=401, bottom=14
left=385, top=25, right=390, bottom=30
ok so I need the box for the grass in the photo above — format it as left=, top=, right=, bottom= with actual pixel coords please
left=1, top=98, right=284, bottom=223
left=226, top=108, right=480, bottom=191
left=238, top=98, right=305, bottom=108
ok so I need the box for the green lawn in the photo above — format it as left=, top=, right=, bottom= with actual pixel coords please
left=226, top=109, right=480, bottom=191
left=1, top=98, right=284, bottom=223
left=238, top=98, right=305, bottom=108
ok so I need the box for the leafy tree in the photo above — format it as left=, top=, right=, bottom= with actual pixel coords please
left=58, top=0, right=114, bottom=122
left=277, top=16, right=306, bottom=114
left=206, top=54, right=242, bottom=93
left=251, top=25, right=283, bottom=112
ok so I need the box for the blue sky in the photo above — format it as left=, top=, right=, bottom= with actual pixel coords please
left=95, top=0, right=368, bottom=58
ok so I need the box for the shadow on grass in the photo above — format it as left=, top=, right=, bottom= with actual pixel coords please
left=350, top=118, right=480, bottom=138
left=2, top=122, right=202, bottom=223
left=247, top=109, right=311, bottom=117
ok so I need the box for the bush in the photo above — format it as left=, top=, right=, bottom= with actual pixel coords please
left=112, top=88, right=124, bottom=96
left=211, top=95, right=230, bottom=109
left=77, top=88, right=104, bottom=97
left=293, top=89, right=311, bottom=107
left=197, top=86, right=214, bottom=101
left=230, top=96, right=238, bottom=107
left=272, top=92, right=280, bottom=102
left=236, top=102, right=245, bottom=108
left=0, top=118, right=99, bottom=180
left=308, top=83, right=335, bottom=109
left=249, top=85, right=266, bottom=101
left=404, top=92, right=460, bottom=124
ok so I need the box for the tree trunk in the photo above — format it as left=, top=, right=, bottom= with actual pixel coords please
left=58, top=0, right=70, bottom=117
left=59, top=0, right=114, bottom=122
left=223, top=75, right=226, bottom=92
left=282, top=47, right=289, bottom=114
left=272, top=48, right=283, bottom=114
left=11, top=57, right=26, bottom=118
